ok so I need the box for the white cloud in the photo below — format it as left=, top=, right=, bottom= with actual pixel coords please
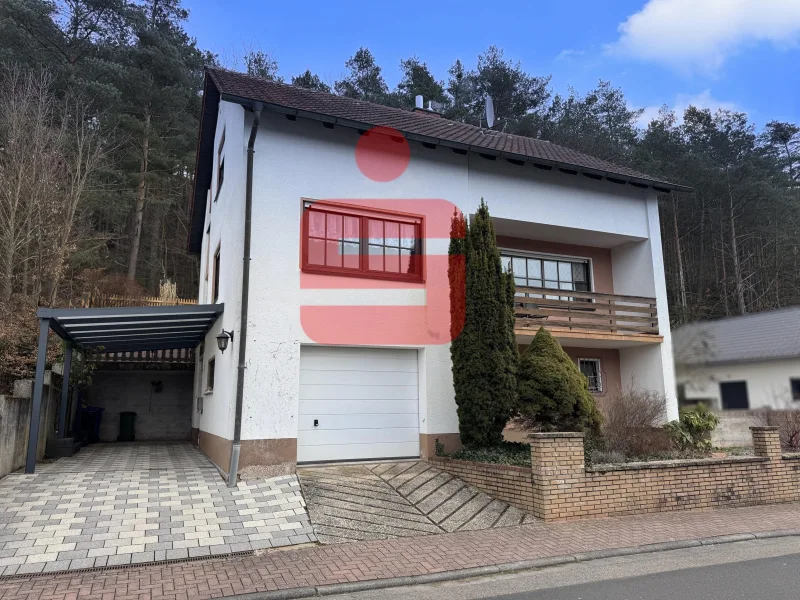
left=608, top=0, right=800, bottom=72
left=635, top=90, right=740, bottom=127
left=555, top=49, right=585, bottom=61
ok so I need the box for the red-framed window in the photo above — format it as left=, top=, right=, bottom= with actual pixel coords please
left=302, top=201, right=424, bottom=282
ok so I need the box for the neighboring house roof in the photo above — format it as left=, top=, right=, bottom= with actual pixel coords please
left=189, top=67, right=691, bottom=253
left=672, top=306, right=800, bottom=367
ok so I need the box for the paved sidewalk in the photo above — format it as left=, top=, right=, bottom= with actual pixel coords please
left=2, top=502, right=800, bottom=600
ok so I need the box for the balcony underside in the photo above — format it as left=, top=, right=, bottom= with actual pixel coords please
left=516, top=326, right=663, bottom=348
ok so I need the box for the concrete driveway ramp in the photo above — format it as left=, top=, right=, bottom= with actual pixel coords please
left=298, top=461, right=536, bottom=544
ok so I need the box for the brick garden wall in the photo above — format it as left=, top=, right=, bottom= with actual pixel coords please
left=426, top=457, right=534, bottom=514
left=427, top=427, right=800, bottom=522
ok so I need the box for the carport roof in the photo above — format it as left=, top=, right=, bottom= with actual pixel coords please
left=37, top=304, right=224, bottom=352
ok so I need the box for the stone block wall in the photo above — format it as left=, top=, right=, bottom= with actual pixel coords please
left=427, top=427, right=800, bottom=522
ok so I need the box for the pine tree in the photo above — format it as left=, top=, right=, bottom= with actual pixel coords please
left=395, top=56, right=447, bottom=109
left=449, top=200, right=517, bottom=447
left=517, top=327, right=602, bottom=435
left=291, top=70, right=330, bottom=93
left=334, top=47, right=388, bottom=104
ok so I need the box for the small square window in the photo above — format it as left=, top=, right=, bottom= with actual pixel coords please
left=579, top=359, right=602, bottom=393
left=791, top=378, right=800, bottom=401
left=206, top=357, right=215, bottom=392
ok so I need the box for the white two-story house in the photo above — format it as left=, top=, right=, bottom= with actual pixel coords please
left=189, top=67, right=685, bottom=479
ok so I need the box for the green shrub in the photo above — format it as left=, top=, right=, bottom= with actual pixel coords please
left=664, top=403, right=719, bottom=451
left=434, top=437, right=445, bottom=457
left=449, top=442, right=531, bottom=467
left=448, top=201, right=518, bottom=447
left=517, top=327, right=602, bottom=435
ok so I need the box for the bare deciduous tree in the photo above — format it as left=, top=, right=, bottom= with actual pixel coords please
left=0, top=63, right=106, bottom=306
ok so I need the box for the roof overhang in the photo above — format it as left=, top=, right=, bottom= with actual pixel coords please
left=38, top=304, right=224, bottom=353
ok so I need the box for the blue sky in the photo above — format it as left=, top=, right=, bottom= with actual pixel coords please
left=183, top=0, right=800, bottom=128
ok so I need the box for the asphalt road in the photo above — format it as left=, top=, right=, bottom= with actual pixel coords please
left=497, top=553, right=800, bottom=599
left=328, top=537, right=800, bottom=600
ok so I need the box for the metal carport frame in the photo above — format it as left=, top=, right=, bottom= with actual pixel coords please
left=26, top=304, right=224, bottom=474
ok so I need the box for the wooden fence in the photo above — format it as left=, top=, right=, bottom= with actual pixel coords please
left=81, top=292, right=196, bottom=308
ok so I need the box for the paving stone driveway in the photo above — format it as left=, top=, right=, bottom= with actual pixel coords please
left=0, top=443, right=314, bottom=576
left=298, top=461, right=537, bottom=543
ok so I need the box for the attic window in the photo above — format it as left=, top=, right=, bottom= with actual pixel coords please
left=215, top=128, right=225, bottom=201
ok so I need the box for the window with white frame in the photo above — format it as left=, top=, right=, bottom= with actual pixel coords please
left=579, top=358, right=603, bottom=393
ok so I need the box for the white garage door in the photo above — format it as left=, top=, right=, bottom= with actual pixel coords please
left=298, top=346, right=420, bottom=463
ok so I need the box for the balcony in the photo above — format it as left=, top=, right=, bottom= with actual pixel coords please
left=514, top=286, right=661, bottom=346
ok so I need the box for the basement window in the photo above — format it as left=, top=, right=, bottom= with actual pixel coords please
left=579, top=359, right=603, bottom=393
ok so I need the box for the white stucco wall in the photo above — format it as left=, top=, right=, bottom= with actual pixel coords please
left=678, top=358, right=800, bottom=410
left=192, top=101, right=247, bottom=441
left=611, top=194, right=678, bottom=421
left=200, top=107, right=676, bottom=447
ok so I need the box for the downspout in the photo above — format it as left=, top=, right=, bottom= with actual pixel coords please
left=228, top=101, right=263, bottom=487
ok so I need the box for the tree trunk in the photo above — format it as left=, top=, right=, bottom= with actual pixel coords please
left=127, top=109, right=151, bottom=282
left=671, top=195, right=687, bottom=322
left=785, top=141, right=795, bottom=182
left=727, top=170, right=747, bottom=315
left=719, top=225, right=730, bottom=317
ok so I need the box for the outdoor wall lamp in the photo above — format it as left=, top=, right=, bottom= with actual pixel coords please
left=216, top=330, right=234, bottom=353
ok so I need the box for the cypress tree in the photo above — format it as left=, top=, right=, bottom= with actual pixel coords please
left=517, top=327, right=602, bottom=435
left=449, top=200, right=517, bottom=447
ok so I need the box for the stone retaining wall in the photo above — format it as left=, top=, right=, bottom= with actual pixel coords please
left=426, top=457, right=534, bottom=514
left=427, top=427, right=800, bottom=522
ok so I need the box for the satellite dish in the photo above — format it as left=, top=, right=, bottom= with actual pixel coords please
left=485, top=95, right=495, bottom=128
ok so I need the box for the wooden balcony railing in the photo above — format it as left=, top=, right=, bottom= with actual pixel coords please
left=514, top=287, right=659, bottom=337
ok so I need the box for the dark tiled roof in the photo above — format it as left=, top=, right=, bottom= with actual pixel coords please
left=673, top=306, right=800, bottom=366
left=189, top=67, right=689, bottom=253
left=206, top=67, right=687, bottom=191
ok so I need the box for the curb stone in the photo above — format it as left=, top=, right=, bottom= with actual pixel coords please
left=224, top=529, right=800, bottom=600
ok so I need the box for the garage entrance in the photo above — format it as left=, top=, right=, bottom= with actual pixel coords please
left=24, top=304, right=224, bottom=473
left=298, top=346, right=420, bottom=463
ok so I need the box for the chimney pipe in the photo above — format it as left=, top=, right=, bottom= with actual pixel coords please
left=415, top=94, right=424, bottom=109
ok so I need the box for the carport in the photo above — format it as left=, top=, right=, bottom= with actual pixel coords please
left=26, top=304, right=224, bottom=473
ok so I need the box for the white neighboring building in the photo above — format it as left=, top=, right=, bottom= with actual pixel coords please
left=188, top=67, right=683, bottom=478
left=673, top=307, right=800, bottom=411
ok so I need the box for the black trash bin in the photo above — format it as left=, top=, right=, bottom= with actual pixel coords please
left=118, top=411, right=136, bottom=442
